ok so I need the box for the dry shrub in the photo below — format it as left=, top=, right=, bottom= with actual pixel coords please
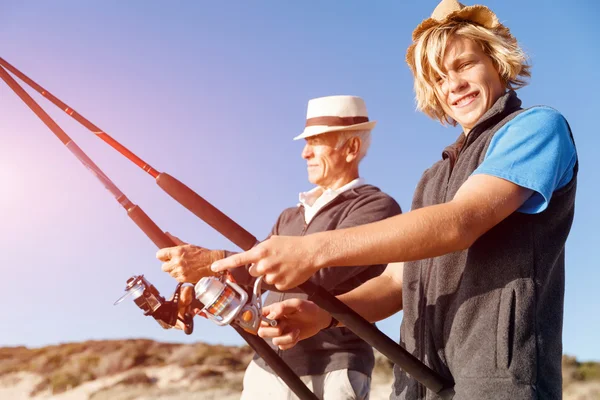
left=578, top=362, right=600, bottom=381
left=115, top=371, right=155, bottom=386
left=192, top=367, right=224, bottom=379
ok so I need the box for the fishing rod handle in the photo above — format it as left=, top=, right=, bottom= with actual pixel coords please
left=127, top=205, right=176, bottom=249
left=156, top=173, right=257, bottom=250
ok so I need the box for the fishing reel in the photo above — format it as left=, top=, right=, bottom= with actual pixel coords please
left=114, top=275, right=199, bottom=335
left=114, top=273, right=276, bottom=335
left=195, top=274, right=277, bottom=334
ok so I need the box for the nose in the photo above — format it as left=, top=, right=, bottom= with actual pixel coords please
left=302, top=142, right=313, bottom=159
left=447, top=70, right=467, bottom=93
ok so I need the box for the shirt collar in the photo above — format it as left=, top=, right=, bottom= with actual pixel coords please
left=298, top=177, right=366, bottom=208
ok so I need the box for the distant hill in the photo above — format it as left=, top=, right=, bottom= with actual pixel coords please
left=0, top=339, right=598, bottom=399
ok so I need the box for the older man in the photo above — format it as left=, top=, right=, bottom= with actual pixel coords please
left=157, top=95, right=401, bottom=399
left=212, top=1, right=578, bottom=399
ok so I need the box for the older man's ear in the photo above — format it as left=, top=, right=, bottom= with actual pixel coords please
left=345, top=136, right=361, bottom=163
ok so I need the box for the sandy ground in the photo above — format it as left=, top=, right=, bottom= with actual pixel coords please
left=1, top=369, right=598, bottom=399
left=0, top=372, right=44, bottom=400
left=0, top=369, right=393, bottom=400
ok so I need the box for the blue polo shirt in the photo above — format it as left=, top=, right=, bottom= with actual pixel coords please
left=472, top=106, right=576, bottom=214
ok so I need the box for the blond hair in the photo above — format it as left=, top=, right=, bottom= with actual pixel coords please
left=411, top=21, right=531, bottom=125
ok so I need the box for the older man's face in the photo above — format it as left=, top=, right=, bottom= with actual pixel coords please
left=301, top=131, right=349, bottom=188
left=434, top=36, right=505, bottom=133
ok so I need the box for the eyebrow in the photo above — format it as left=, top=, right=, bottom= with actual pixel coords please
left=445, top=53, right=478, bottom=69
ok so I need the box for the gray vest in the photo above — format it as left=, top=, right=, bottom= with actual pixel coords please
left=392, top=91, right=577, bottom=400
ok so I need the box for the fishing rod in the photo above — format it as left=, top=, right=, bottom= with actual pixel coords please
left=0, top=58, right=454, bottom=397
left=0, top=57, right=255, bottom=252
left=0, top=63, right=319, bottom=400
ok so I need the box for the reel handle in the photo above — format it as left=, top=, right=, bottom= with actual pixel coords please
left=182, top=313, right=194, bottom=335
left=178, top=287, right=205, bottom=335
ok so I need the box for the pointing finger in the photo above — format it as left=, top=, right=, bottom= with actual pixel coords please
left=211, top=248, right=261, bottom=272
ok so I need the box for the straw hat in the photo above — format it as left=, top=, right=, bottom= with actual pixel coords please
left=293, top=95, right=376, bottom=141
left=406, top=0, right=511, bottom=73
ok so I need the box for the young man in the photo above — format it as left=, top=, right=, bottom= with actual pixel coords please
left=212, top=1, right=578, bottom=398
left=157, top=95, right=401, bottom=399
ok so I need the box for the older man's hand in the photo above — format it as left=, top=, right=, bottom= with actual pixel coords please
left=156, top=233, right=225, bottom=283
left=210, top=235, right=322, bottom=291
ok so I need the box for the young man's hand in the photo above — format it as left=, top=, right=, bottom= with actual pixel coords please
left=258, top=299, right=332, bottom=350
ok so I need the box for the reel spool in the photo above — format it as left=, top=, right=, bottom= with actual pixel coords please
left=195, top=275, right=277, bottom=334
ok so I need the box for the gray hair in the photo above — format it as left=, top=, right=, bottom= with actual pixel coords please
left=335, top=129, right=372, bottom=162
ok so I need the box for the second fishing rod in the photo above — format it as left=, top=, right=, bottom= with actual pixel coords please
left=0, top=56, right=454, bottom=397
left=0, top=62, right=319, bottom=400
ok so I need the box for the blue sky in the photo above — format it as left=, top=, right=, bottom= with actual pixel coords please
left=0, top=0, right=598, bottom=361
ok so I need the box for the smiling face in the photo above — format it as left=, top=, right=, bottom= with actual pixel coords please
left=301, top=131, right=359, bottom=189
left=434, top=35, right=506, bottom=133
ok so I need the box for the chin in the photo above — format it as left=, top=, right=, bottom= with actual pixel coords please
left=457, top=114, right=483, bottom=130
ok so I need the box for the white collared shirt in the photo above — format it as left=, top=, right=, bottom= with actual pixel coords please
left=298, top=177, right=366, bottom=224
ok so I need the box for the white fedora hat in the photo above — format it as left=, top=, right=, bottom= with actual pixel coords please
left=293, top=95, right=377, bottom=141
